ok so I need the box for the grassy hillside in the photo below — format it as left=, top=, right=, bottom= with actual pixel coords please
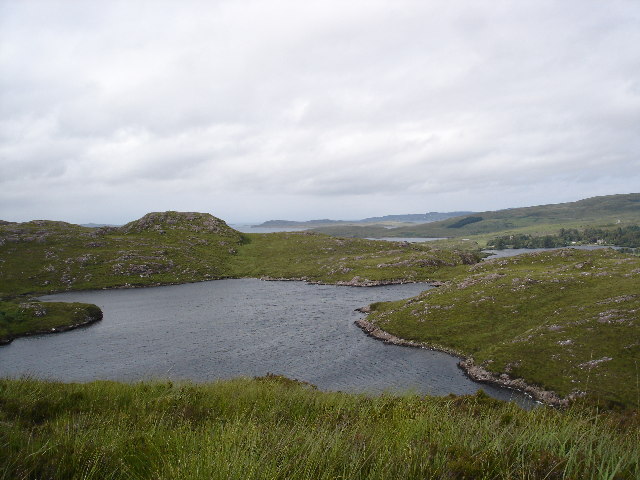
left=312, top=193, right=640, bottom=239
left=1, top=377, right=637, bottom=480
left=0, top=212, right=478, bottom=299
left=0, top=212, right=245, bottom=297
left=230, top=232, right=478, bottom=285
left=364, top=248, right=640, bottom=409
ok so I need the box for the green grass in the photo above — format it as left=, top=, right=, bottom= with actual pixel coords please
left=0, top=213, right=480, bottom=300
left=0, top=212, right=246, bottom=298
left=0, top=300, right=102, bottom=344
left=1, top=377, right=638, bottom=479
left=229, top=232, right=479, bottom=284
left=365, top=248, right=640, bottom=409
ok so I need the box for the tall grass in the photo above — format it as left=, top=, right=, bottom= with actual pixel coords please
left=1, top=377, right=637, bottom=479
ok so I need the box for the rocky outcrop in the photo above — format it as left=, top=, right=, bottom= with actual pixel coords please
left=354, top=317, right=462, bottom=355
left=458, top=359, right=573, bottom=406
left=119, top=211, right=237, bottom=236
left=260, top=276, right=310, bottom=282
left=335, top=276, right=414, bottom=287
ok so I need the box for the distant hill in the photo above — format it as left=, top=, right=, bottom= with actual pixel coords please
left=312, top=193, right=640, bottom=238
left=253, top=211, right=473, bottom=228
left=359, top=212, right=473, bottom=223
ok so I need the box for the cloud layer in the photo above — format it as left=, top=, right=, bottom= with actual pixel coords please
left=1, top=0, right=639, bottom=223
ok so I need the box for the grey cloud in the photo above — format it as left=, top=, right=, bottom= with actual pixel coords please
left=1, top=0, right=639, bottom=223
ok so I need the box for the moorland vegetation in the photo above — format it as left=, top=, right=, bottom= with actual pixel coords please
left=1, top=376, right=638, bottom=479
left=1, top=196, right=639, bottom=478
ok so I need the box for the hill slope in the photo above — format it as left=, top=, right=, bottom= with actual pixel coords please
left=313, top=193, right=640, bottom=238
left=0, top=212, right=245, bottom=297
left=363, top=248, right=640, bottom=408
left=0, top=211, right=479, bottom=300
left=254, top=211, right=472, bottom=228
left=1, top=377, right=637, bottom=479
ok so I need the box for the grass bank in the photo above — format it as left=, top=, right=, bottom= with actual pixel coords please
left=1, top=377, right=638, bottom=479
left=365, top=248, right=640, bottom=409
left=230, top=232, right=478, bottom=284
left=0, top=300, right=102, bottom=345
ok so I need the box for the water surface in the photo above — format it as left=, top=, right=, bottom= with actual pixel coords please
left=0, top=279, right=533, bottom=406
left=483, top=245, right=620, bottom=259
left=366, top=237, right=446, bottom=243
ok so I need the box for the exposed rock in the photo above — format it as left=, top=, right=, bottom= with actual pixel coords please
left=260, top=276, right=309, bottom=282
left=336, top=277, right=410, bottom=287
left=459, top=358, right=572, bottom=406
left=578, top=357, right=613, bottom=369
left=354, top=317, right=460, bottom=356
left=119, top=211, right=237, bottom=236
left=19, top=302, right=47, bottom=317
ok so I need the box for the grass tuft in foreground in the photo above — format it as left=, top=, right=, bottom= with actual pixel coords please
left=0, top=377, right=638, bottom=479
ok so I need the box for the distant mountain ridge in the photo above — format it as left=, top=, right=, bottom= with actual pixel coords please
left=254, top=212, right=473, bottom=228
left=311, top=193, right=640, bottom=238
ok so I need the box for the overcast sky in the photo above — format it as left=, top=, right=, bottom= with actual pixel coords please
left=1, top=0, right=639, bottom=224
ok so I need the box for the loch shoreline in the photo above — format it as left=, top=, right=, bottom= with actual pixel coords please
left=353, top=314, right=576, bottom=407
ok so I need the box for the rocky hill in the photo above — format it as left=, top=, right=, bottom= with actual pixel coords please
left=0, top=211, right=479, bottom=299
left=0, top=212, right=245, bottom=297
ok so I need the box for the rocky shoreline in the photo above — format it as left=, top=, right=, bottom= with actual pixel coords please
left=354, top=314, right=573, bottom=407
left=260, top=275, right=424, bottom=287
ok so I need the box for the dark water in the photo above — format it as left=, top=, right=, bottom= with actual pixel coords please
left=0, top=279, right=534, bottom=406
left=366, top=237, right=446, bottom=243
left=482, top=245, right=620, bottom=259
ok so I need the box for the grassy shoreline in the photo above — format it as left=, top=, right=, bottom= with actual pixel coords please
left=0, top=212, right=478, bottom=344
left=0, top=300, right=103, bottom=346
left=364, top=248, right=640, bottom=410
left=354, top=316, right=567, bottom=407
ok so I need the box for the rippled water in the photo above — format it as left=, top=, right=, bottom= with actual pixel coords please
left=0, top=279, right=534, bottom=406
left=366, top=237, right=446, bottom=243
left=482, top=245, right=619, bottom=260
